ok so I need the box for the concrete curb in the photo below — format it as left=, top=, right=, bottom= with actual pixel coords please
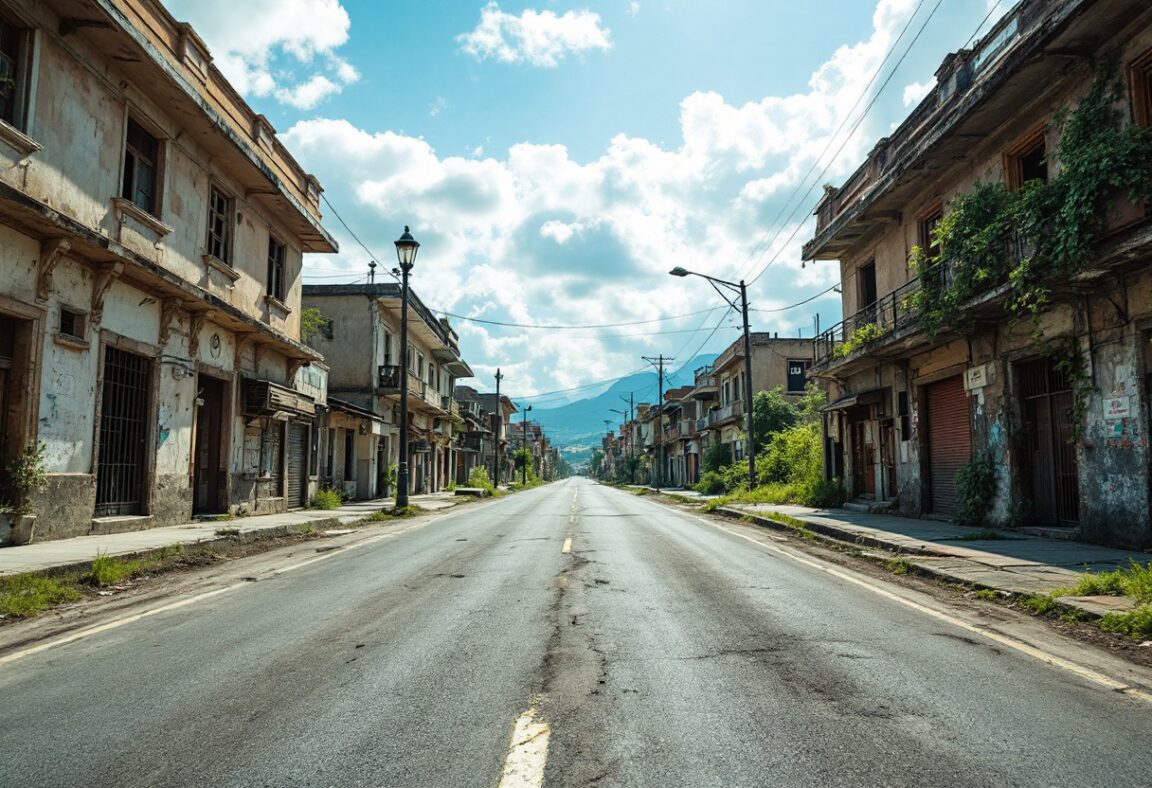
left=711, top=506, right=1113, bottom=621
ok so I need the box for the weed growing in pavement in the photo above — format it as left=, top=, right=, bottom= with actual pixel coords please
left=885, top=558, right=913, bottom=575
left=86, top=551, right=163, bottom=586
left=1098, top=606, right=1152, bottom=639
left=310, top=488, right=343, bottom=510
left=1065, top=562, right=1152, bottom=604
left=1020, top=593, right=1062, bottom=615
left=0, top=573, right=82, bottom=617
left=761, top=512, right=817, bottom=540
left=974, top=588, right=1000, bottom=601
left=365, top=511, right=392, bottom=522
left=215, top=527, right=241, bottom=537
left=391, top=505, right=419, bottom=517
left=209, top=513, right=235, bottom=522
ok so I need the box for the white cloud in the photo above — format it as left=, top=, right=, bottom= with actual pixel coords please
left=286, top=0, right=924, bottom=396
left=457, top=2, right=612, bottom=67
left=629, top=2, right=641, bottom=17
left=902, top=78, right=934, bottom=107
left=164, top=0, right=358, bottom=108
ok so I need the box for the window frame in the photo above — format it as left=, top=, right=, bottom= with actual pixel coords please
left=0, top=11, right=32, bottom=132
left=1129, top=48, right=1152, bottom=127
left=205, top=184, right=234, bottom=266
left=1004, top=126, right=1047, bottom=191
left=266, top=235, right=286, bottom=302
left=122, top=117, right=162, bottom=217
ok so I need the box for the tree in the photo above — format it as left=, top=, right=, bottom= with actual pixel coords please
left=701, top=441, right=731, bottom=474
left=751, top=386, right=799, bottom=446
left=300, top=307, right=328, bottom=342
left=590, top=449, right=605, bottom=479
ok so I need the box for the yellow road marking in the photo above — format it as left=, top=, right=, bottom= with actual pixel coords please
left=561, top=537, right=572, bottom=554
left=691, top=512, right=1152, bottom=705
left=498, top=706, right=551, bottom=788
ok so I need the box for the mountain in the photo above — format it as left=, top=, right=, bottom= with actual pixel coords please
left=531, top=354, right=718, bottom=467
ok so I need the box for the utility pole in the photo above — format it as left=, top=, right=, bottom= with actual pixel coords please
left=642, top=355, right=673, bottom=492
left=493, top=368, right=503, bottom=488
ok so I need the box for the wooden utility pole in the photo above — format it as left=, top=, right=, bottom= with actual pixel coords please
left=493, top=368, right=503, bottom=487
left=642, top=355, right=673, bottom=492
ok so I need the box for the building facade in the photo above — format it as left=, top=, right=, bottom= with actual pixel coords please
left=805, top=0, right=1152, bottom=547
left=302, top=283, right=472, bottom=498
left=0, top=0, right=337, bottom=542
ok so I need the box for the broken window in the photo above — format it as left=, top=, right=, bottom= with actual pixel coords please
left=206, top=186, right=233, bottom=264
left=59, top=308, right=85, bottom=341
left=1005, top=129, right=1047, bottom=190
left=122, top=118, right=160, bottom=215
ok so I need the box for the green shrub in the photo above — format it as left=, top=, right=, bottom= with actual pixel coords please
left=1098, top=606, right=1152, bottom=639
left=955, top=455, right=998, bottom=526
left=694, top=471, right=728, bottom=495
left=467, top=465, right=498, bottom=496
left=0, top=573, right=82, bottom=617
left=311, top=488, right=343, bottom=510
left=1068, top=561, right=1152, bottom=604
left=701, top=442, right=731, bottom=474
left=807, top=477, right=847, bottom=508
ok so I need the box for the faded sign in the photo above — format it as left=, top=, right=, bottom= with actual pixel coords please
left=965, top=363, right=990, bottom=391
left=1104, top=396, right=1131, bottom=420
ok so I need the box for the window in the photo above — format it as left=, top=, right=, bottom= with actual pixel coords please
left=343, top=429, right=354, bottom=479
left=919, top=208, right=943, bottom=260
left=59, top=308, right=85, bottom=340
left=898, top=391, right=911, bottom=441
left=786, top=360, right=809, bottom=394
left=858, top=261, right=878, bottom=310
left=383, top=331, right=393, bottom=366
left=0, top=16, right=29, bottom=130
left=122, top=119, right=160, bottom=215
left=1005, top=129, right=1047, bottom=190
left=206, top=186, right=232, bottom=264
left=1129, top=48, right=1152, bottom=126
left=266, top=237, right=286, bottom=301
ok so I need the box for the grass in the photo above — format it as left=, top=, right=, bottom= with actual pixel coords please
left=885, top=557, right=913, bottom=575
left=390, top=505, right=419, bottom=517
left=974, top=588, right=1000, bottom=601
left=1062, top=561, right=1152, bottom=604
left=215, top=527, right=241, bottom=537
left=1020, top=593, right=1062, bottom=615
left=1098, top=606, right=1152, bottom=638
left=761, top=511, right=817, bottom=540
left=86, top=549, right=178, bottom=587
left=0, top=573, right=83, bottom=618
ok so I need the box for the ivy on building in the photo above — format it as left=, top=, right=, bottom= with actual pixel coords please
left=907, top=54, right=1152, bottom=340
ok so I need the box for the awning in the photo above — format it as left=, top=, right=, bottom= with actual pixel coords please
left=243, top=379, right=315, bottom=418
left=820, top=388, right=886, bottom=412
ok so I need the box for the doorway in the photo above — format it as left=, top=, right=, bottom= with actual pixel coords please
left=1019, top=358, right=1079, bottom=525
left=193, top=375, right=226, bottom=514
left=850, top=417, right=875, bottom=498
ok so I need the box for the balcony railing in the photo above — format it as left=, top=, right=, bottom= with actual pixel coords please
left=710, top=400, right=744, bottom=427
left=695, top=417, right=709, bottom=432
left=813, top=275, right=924, bottom=366
left=377, top=364, right=427, bottom=400
left=680, top=419, right=695, bottom=435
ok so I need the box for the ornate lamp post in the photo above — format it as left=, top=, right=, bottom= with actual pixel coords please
left=669, top=266, right=756, bottom=490
left=394, top=226, right=419, bottom=509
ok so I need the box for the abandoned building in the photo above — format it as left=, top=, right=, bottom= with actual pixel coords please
left=805, top=0, right=1152, bottom=547
left=302, top=283, right=473, bottom=498
left=0, top=0, right=338, bottom=541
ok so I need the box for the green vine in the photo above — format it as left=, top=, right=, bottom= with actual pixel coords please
left=834, top=322, right=885, bottom=358
left=911, top=54, right=1152, bottom=341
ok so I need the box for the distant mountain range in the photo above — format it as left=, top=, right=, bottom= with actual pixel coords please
left=531, top=354, right=718, bottom=467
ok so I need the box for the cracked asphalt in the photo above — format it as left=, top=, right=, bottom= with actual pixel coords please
left=2, top=477, right=1151, bottom=787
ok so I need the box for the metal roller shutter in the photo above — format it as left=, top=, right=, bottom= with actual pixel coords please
left=926, top=376, right=971, bottom=516
left=286, top=422, right=309, bottom=508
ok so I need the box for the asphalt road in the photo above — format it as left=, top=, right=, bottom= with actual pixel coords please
left=2, top=478, right=1151, bottom=787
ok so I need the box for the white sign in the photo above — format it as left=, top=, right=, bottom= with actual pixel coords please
left=965, top=364, right=990, bottom=391
left=1104, top=396, right=1131, bottom=419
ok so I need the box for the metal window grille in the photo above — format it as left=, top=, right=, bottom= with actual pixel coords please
left=206, top=187, right=232, bottom=263
left=95, top=347, right=151, bottom=517
left=122, top=119, right=158, bottom=214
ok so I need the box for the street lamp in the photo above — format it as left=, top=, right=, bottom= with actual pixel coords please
left=394, top=226, right=420, bottom=509
left=522, top=404, right=533, bottom=485
left=669, top=266, right=756, bottom=490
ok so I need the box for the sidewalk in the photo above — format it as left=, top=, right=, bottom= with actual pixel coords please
left=718, top=503, right=1151, bottom=617
left=0, top=493, right=464, bottom=577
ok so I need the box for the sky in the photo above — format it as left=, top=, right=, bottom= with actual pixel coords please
left=164, top=0, right=1012, bottom=406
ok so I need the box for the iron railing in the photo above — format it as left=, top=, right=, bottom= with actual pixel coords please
left=812, top=275, right=924, bottom=366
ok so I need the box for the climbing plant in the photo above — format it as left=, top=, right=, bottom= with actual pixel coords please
left=909, top=54, right=1152, bottom=341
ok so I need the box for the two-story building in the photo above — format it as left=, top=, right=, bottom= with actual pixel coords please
left=805, top=0, right=1152, bottom=547
left=303, top=283, right=472, bottom=498
left=0, top=0, right=337, bottom=543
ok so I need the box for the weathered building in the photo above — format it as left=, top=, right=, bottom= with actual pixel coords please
left=805, top=0, right=1152, bottom=547
left=0, top=0, right=337, bottom=542
left=303, top=283, right=472, bottom=497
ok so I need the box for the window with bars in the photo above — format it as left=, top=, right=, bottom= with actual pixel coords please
left=122, top=119, right=160, bottom=215
left=206, top=186, right=233, bottom=264
left=59, top=308, right=85, bottom=340
left=95, top=346, right=152, bottom=517
left=267, top=236, right=286, bottom=301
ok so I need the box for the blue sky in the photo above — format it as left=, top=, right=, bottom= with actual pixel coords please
left=165, top=0, right=1011, bottom=404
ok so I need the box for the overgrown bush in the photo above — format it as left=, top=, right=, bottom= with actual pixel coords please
left=467, top=465, right=498, bottom=496
left=694, top=471, right=727, bottom=495
left=701, top=442, right=731, bottom=474
left=311, top=488, right=343, bottom=510
left=954, top=455, right=998, bottom=526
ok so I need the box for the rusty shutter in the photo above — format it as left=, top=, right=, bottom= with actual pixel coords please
left=926, top=376, right=971, bottom=516
left=286, top=422, right=309, bottom=508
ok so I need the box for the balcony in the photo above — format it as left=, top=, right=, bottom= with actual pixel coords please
left=377, top=364, right=429, bottom=402
left=679, top=419, right=695, bottom=436
left=710, top=400, right=744, bottom=428
left=695, top=416, right=709, bottom=432
left=812, top=275, right=924, bottom=367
